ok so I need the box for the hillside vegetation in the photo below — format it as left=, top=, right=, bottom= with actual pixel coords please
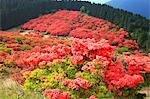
left=0, top=10, right=149, bottom=98
left=0, top=0, right=149, bottom=51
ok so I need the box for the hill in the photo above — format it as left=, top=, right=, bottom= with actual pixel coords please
left=106, top=0, right=150, bottom=19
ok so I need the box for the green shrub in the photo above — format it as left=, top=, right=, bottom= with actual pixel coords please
left=23, top=59, right=113, bottom=98
left=116, top=47, right=129, bottom=54
left=20, top=46, right=32, bottom=51
left=0, top=44, right=12, bottom=54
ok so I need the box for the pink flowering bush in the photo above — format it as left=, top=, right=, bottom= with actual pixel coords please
left=44, top=89, right=70, bottom=99
left=0, top=10, right=149, bottom=99
left=22, top=10, right=138, bottom=49
left=19, top=38, right=148, bottom=98
left=23, top=59, right=113, bottom=99
left=70, top=38, right=116, bottom=64
left=6, top=44, right=71, bottom=70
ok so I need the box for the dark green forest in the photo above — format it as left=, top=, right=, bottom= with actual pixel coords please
left=0, top=0, right=150, bottom=52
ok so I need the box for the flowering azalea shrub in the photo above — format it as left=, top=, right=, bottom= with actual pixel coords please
left=22, top=10, right=138, bottom=49
left=118, top=51, right=150, bottom=73
left=0, top=10, right=150, bottom=99
left=44, top=89, right=70, bottom=99
left=6, top=44, right=71, bottom=70
left=70, top=38, right=116, bottom=64
left=0, top=31, right=71, bottom=68
left=2, top=37, right=146, bottom=98
left=23, top=59, right=113, bottom=99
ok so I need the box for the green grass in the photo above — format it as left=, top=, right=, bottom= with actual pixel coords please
left=0, top=77, right=45, bottom=99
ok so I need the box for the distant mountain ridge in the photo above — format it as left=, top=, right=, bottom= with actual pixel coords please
left=106, top=0, right=150, bottom=19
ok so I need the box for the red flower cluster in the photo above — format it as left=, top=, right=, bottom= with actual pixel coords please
left=1, top=10, right=150, bottom=98
left=7, top=44, right=71, bottom=70
left=2, top=33, right=148, bottom=93
left=69, top=28, right=96, bottom=39
left=0, top=31, right=71, bottom=49
left=123, top=40, right=139, bottom=49
left=71, top=38, right=116, bottom=64
left=22, top=10, right=81, bottom=35
left=0, top=56, right=4, bottom=63
left=47, top=20, right=72, bottom=36
left=63, top=78, right=92, bottom=90
left=0, top=51, right=9, bottom=63
left=112, top=74, right=144, bottom=89
left=44, top=89, right=70, bottom=99
left=102, top=57, right=146, bottom=92
left=22, top=10, right=138, bottom=49
left=120, top=53, right=150, bottom=73
left=89, top=95, right=97, bottom=99
left=103, top=62, right=144, bottom=93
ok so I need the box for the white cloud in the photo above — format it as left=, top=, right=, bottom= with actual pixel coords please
left=82, top=0, right=111, bottom=4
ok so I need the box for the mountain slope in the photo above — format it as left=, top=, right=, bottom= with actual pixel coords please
left=106, top=0, right=150, bottom=19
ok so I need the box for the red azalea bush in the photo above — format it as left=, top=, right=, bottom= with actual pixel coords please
left=2, top=37, right=148, bottom=98
left=0, top=10, right=149, bottom=99
left=70, top=38, right=116, bottom=64
left=47, top=20, right=72, bottom=36
left=103, top=61, right=144, bottom=96
left=44, top=89, right=70, bottom=99
left=119, top=52, right=150, bottom=73
left=6, top=44, right=71, bottom=70
left=0, top=31, right=71, bottom=49
left=69, top=28, right=95, bottom=39
left=22, top=10, right=138, bottom=49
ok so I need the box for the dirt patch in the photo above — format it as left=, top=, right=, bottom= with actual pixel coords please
left=6, top=25, right=22, bottom=32
left=140, top=87, right=150, bottom=98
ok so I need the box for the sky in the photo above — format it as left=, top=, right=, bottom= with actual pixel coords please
left=82, top=0, right=112, bottom=4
